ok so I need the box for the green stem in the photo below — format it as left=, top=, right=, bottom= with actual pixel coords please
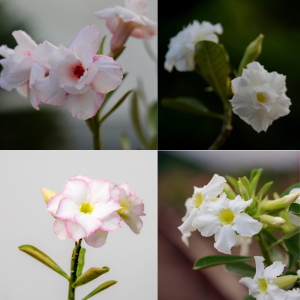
left=68, top=240, right=82, bottom=300
left=257, top=232, right=272, bottom=266
left=86, top=111, right=102, bottom=150
left=208, top=102, right=232, bottom=150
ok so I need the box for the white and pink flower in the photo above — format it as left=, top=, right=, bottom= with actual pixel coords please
left=32, top=25, right=123, bottom=120
left=95, top=0, right=157, bottom=55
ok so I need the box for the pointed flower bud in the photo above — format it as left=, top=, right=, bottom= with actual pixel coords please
left=41, top=188, right=56, bottom=204
left=273, top=275, right=299, bottom=289
left=260, top=215, right=285, bottom=228
left=264, top=192, right=300, bottom=210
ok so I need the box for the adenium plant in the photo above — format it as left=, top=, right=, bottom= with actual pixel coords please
left=178, top=169, right=300, bottom=300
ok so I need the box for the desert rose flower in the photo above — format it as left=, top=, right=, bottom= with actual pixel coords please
left=0, top=30, right=40, bottom=109
left=32, top=25, right=123, bottom=120
left=117, top=182, right=145, bottom=234
left=287, top=289, right=300, bottom=300
left=193, top=194, right=262, bottom=254
left=164, top=20, right=223, bottom=72
left=230, top=61, right=291, bottom=133
left=239, top=256, right=288, bottom=300
left=288, top=188, right=300, bottom=226
left=95, top=0, right=157, bottom=55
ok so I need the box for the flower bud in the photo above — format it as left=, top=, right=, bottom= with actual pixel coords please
left=224, top=183, right=236, bottom=200
left=273, top=275, right=299, bottom=289
left=264, top=192, right=300, bottom=211
left=260, top=215, right=285, bottom=228
left=41, top=188, right=56, bottom=205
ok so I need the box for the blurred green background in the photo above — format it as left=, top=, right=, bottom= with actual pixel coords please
left=158, top=0, right=300, bottom=150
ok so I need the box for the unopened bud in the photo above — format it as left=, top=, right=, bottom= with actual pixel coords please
left=41, top=188, right=56, bottom=205
left=260, top=215, right=285, bottom=228
left=273, top=275, right=299, bottom=289
left=264, top=192, right=300, bottom=211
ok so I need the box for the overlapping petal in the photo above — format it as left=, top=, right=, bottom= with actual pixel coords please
left=84, top=229, right=108, bottom=248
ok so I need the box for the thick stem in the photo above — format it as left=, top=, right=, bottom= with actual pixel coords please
left=257, top=232, right=272, bottom=266
left=86, top=112, right=102, bottom=150
left=208, top=102, right=232, bottom=150
left=68, top=240, right=82, bottom=300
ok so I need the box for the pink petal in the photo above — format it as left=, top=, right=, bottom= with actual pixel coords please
left=29, top=88, right=40, bottom=110
left=47, top=193, right=64, bottom=215
left=63, top=179, right=89, bottom=205
left=91, top=55, right=123, bottom=94
left=99, top=212, right=122, bottom=231
left=119, top=182, right=130, bottom=195
left=88, top=180, right=111, bottom=206
left=33, top=41, right=58, bottom=69
left=129, top=193, right=144, bottom=216
left=29, top=62, right=47, bottom=87
left=55, top=198, right=80, bottom=221
left=65, top=220, right=87, bottom=242
left=92, top=198, right=122, bottom=220
left=16, top=82, right=28, bottom=98
left=125, top=0, right=148, bottom=15
left=94, top=8, right=118, bottom=20
left=53, top=219, right=70, bottom=240
left=84, top=229, right=108, bottom=248
left=68, top=25, right=101, bottom=56
left=74, top=214, right=102, bottom=236
left=121, top=211, right=143, bottom=234
left=106, top=18, right=119, bottom=34
left=110, top=183, right=121, bottom=201
left=74, top=45, right=93, bottom=69
left=12, top=30, right=37, bottom=54
left=70, top=175, right=92, bottom=182
left=49, top=45, right=72, bottom=68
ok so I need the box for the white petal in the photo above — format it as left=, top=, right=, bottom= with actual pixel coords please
left=289, top=213, right=300, bottom=226
left=74, top=213, right=102, bottom=236
left=178, top=209, right=197, bottom=234
left=0, top=45, right=14, bottom=58
left=16, top=82, right=28, bottom=98
left=268, top=94, right=291, bottom=120
left=266, top=283, right=287, bottom=300
left=29, top=62, right=47, bottom=87
left=55, top=198, right=80, bottom=221
left=232, top=213, right=262, bottom=237
left=88, top=180, right=111, bottom=206
left=247, top=61, right=267, bottom=73
left=47, top=193, right=64, bottom=215
left=53, top=219, right=70, bottom=240
left=119, top=182, right=130, bottom=195
left=239, top=277, right=260, bottom=298
left=91, top=55, right=123, bottom=94
left=121, top=211, right=143, bottom=234
left=265, top=72, right=286, bottom=95
left=63, top=179, right=89, bottom=205
left=254, top=256, right=265, bottom=279
left=181, top=232, right=191, bottom=247
left=227, top=195, right=253, bottom=214
left=214, top=225, right=237, bottom=254
left=263, top=261, right=285, bottom=282
left=99, top=212, right=121, bottom=231
left=202, top=174, right=226, bottom=201
left=92, top=199, right=121, bottom=220
left=74, top=44, right=93, bottom=69
left=192, top=214, right=221, bottom=237
left=12, top=30, right=37, bottom=53
left=49, top=45, right=72, bottom=67
left=205, top=192, right=228, bottom=214
left=110, top=183, right=121, bottom=201
left=129, top=193, right=144, bottom=216
left=229, top=88, right=253, bottom=119
left=65, top=220, right=87, bottom=242
left=231, top=77, right=241, bottom=94
left=33, top=41, right=58, bottom=69
left=247, top=108, right=273, bottom=133
left=84, top=229, right=108, bottom=248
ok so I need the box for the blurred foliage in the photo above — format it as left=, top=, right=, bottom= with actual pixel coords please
left=158, top=0, right=300, bottom=150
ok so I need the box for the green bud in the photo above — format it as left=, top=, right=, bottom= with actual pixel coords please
left=273, top=275, right=299, bottom=289
left=238, top=181, right=250, bottom=200
left=224, top=183, right=236, bottom=200
left=264, top=192, right=300, bottom=210
left=260, top=215, right=285, bottom=228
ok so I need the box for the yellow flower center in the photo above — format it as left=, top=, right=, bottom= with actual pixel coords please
left=192, top=193, right=203, bottom=208
left=118, top=198, right=131, bottom=214
left=218, top=208, right=235, bottom=225
left=257, top=93, right=266, bottom=103
left=257, top=278, right=268, bottom=294
left=80, top=202, right=94, bottom=214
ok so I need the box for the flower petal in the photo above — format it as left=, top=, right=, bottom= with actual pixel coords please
left=74, top=213, right=102, bottom=236
left=228, top=195, right=253, bottom=214
left=12, top=30, right=37, bottom=54
left=119, top=182, right=130, bottom=195
left=0, top=45, right=14, bottom=58
left=178, top=209, right=197, bottom=234
left=110, top=182, right=121, bottom=201
left=63, top=179, right=89, bottom=205
left=205, top=192, right=228, bottom=215
left=16, top=82, right=28, bottom=98
left=239, top=277, right=260, bottom=299
left=88, top=180, right=111, bottom=206
left=266, top=283, right=287, bottom=300
left=99, top=212, right=122, bottom=231
left=121, top=211, right=143, bottom=234
left=47, top=193, right=64, bottom=215
left=65, top=220, right=87, bottom=242
left=53, top=219, right=70, bottom=240
left=254, top=256, right=265, bottom=279
left=214, top=225, right=237, bottom=254
left=84, top=229, right=108, bottom=248
left=55, top=198, right=80, bottom=221
left=263, top=261, right=285, bottom=282
left=129, top=193, right=144, bottom=216
left=92, top=198, right=122, bottom=220
left=202, top=174, right=226, bottom=201
left=33, top=41, right=58, bottom=69
left=192, top=214, right=221, bottom=237
left=232, top=213, right=262, bottom=237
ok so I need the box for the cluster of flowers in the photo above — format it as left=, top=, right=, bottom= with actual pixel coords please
left=43, top=174, right=145, bottom=248
left=0, top=0, right=157, bottom=120
left=164, top=20, right=291, bottom=133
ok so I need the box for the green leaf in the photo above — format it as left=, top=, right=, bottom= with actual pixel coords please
left=81, top=280, right=117, bottom=300
left=100, top=90, right=133, bottom=125
left=131, top=91, right=148, bottom=148
left=244, top=296, right=255, bottom=300
left=284, top=234, right=300, bottom=261
left=73, top=267, right=109, bottom=288
left=250, top=169, right=258, bottom=182
left=19, top=245, right=69, bottom=280
left=267, top=228, right=300, bottom=250
left=288, top=203, right=300, bottom=216
left=288, top=253, right=297, bottom=272
left=226, top=176, right=239, bottom=194
left=113, top=46, right=125, bottom=60
left=148, top=133, right=158, bottom=150
left=161, top=97, right=223, bottom=119
left=240, top=177, right=251, bottom=195
left=225, top=262, right=256, bottom=277
left=147, top=102, right=158, bottom=138
left=237, top=34, right=264, bottom=76
left=280, top=183, right=300, bottom=198
left=195, top=40, right=229, bottom=103
left=257, top=182, right=273, bottom=201
left=101, top=73, right=128, bottom=110
left=120, top=132, right=131, bottom=150
left=250, top=169, right=263, bottom=193
left=193, top=255, right=254, bottom=270
left=76, top=248, right=86, bottom=278
left=97, top=35, right=106, bottom=55
left=238, top=180, right=250, bottom=200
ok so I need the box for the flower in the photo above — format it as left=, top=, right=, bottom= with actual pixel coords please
left=288, top=188, right=300, bottom=226
left=95, top=0, right=157, bottom=55
left=47, top=175, right=122, bottom=248
left=229, top=61, right=291, bottom=133
left=193, top=194, right=263, bottom=254
left=0, top=30, right=40, bottom=109
left=239, top=256, right=288, bottom=300
left=117, top=182, right=145, bottom=234
left=287, top=289, right=300, bottom=300
left=178, top=174, right=226, bottom=242
left=32, top=25, right=123, bottom=120
left=164, top=20, right=223, bottom=72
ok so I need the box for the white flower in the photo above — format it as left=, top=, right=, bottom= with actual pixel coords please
left=287, top=289, right=300, bottom=300
left=239, top=256, right=287, bottom=300
left=164, top=20, right=223, bottom=72
left=234, top=235, right=252, bottom=256
left=288, top=188, right=300, bottom=226
left=178, top=174, right=226, bottom=241
left=229, top=61, right=291, bottom=133
left=193, top=194, right=262, bottom=254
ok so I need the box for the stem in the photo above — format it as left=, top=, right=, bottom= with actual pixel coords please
left=86, top=111, right=102, bottom=150
left=68, top=239, right=82, bottom=300
left=208, top=102, right=232, bottom=150
left=257, top=232, right=272, bottom=266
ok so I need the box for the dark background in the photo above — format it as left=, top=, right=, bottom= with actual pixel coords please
left=158, top=0, right=300, bottom=150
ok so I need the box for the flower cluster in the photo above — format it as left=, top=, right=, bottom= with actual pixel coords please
left=230, top=61, right=291, bottom=133
left=44, top=175, right=145, bottom=248
left=164, top=20, right=223, bottom=72
left=0, top=26, right=123, bottom=120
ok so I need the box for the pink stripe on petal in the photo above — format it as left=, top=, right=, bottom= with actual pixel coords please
left=93, top=198, right=122, bottom=220
left=53, top=219, right=70, bottom=240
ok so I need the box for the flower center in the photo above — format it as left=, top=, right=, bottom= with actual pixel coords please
left=218, top=208, right=235, bottom=225
left=73, top=64, right=84, bottom=79
left=80, top=202, right=94, bottom=214
left=118, top=198, right=131, bottom=214
left=257, top=278, right=268, bottom=294
left=257, top=93, right=266, bottom=103
left=192, top=193, right=203, bottom=208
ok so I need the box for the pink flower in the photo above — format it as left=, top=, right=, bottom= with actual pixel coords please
left=95, top=0, right=157, bottom=55
left=117, top=182, right=145, bottom=234
left=32, top=25, right=123, bottom=120
left=47, top=175, right=122, bottom=248
left=0, top=30, right=40, bottom=109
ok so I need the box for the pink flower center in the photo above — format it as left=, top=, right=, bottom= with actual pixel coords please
left=73, top=64, right=84, bottom=79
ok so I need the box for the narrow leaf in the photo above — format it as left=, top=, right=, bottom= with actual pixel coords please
left=148, top=133, right=158, bottom=150
left=19, top=245, right=69, bottom=280
left=113, top=46, right=125, bottom=60
left=161, top=97, right=223, bottom=119
left=240, top=177, right=251, bottom=195
left=225, top=262, right=255, bottom=277
left=194, top=255, right=254, bottom=270
left=76, top=248, right=86, bottom=278
left=97, top=35, right=106, bottom=55
left=250, top=169, right=263, bottom=192
left=195, top=40, right=229, bottom=103
left=284, top=235, right=300, bottom=261
left=226, top=176, right=240, bottom=194
left=280, top=183, right=300, bottom=198
left=288, top=203, right=300, bottom=216
left=147, top=102, right=158, bottom=138
left=73, top=267, right=109, bottom=288
left=81, top=280, right=117, bottom=300
left=120, top=132, right=131, bottom=150
left=244, top=296, right=255, bottom=300
left=257, top=182, right=273, bottom=201
left=237, top=34, right=264, bottom=76
left=250, top=169, right=258, bottom=182
left=267, top=228, right=300, bottom=250
left=261, top=228, right=285, bottom=251
left=238, top=180, right=250, bottom=200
